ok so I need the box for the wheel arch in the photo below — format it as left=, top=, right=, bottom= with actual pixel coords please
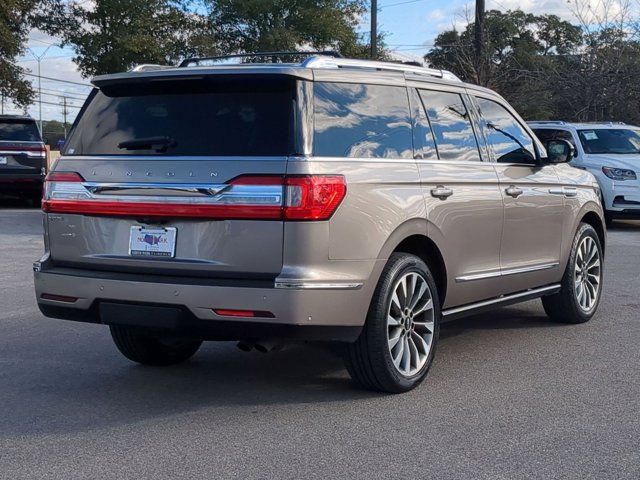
left=375, top=219, right=448, bottom=305
left=580, top=208, right=606, bottom=254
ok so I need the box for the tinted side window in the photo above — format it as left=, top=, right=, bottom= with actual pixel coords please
left=314, top=82, right=412, bottom=158
left=418, top=90, right=481, bottom=162
left=408, top=88, right=438, bottom=161
left=476, top=98, right=536, bottom=164
left=532, top=129, right=576, bottom=149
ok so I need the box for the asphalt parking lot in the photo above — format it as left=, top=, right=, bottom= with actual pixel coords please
left=0, top=204, right=639, bottom=480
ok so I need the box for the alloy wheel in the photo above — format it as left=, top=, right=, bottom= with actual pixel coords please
left=574, top=236, right=601, bottom=312
left=387, top=272, right=435, bottom=377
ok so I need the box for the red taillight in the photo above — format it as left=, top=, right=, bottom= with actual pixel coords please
left=284, top=175, right=347, bottom=221
left=45, top=171, right=84, bottom=183
left=40, top=293, right=78, bottom=303
left=213, top=309, right=275, bottom=318
left=41, top=172, right=346, bottom=221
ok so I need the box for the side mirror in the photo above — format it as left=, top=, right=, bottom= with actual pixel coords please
left=544, top=139, right=575, bottom=164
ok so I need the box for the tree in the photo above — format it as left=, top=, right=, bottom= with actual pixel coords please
left=205, top=0, right=368, bottom=57
left=0, top=0, right=64, bottom=107
left=58, top=0, right=210, bottom=77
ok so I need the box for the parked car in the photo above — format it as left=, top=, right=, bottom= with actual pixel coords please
left=0, top=115, right=47, bottom=205
left=34, top=54, right=606, bottom=393
left=530, top=121, right=640, bottom=226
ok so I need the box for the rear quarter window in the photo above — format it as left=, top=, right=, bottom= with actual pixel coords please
left=313, top=82, right=413, bottom=158
left=64, top=77, right=295, bottom=157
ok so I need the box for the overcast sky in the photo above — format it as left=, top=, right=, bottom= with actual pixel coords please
left=4, top=0, right=596, bottom=125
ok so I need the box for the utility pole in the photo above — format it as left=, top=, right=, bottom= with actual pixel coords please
left=371, top=0, right=378, bottom=59
left=28, top=44, right=53, bottom=134
left=474, top=0, right=485, bottom=84
left=60, top=96, right=69, bottom=136
left=1, top=94, right=4, bottom=115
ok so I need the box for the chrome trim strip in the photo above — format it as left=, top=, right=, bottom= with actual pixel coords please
left=274, top=281, right=363, bottom=290
left=0, top=150, right=45, bottom=158
left=456, top=262, right=559, bottom=283
left=83, top=182, right=228, bottom=196
left=442, top=284, right=561, bottom=318
left=49, top=181, right=284, bottom=206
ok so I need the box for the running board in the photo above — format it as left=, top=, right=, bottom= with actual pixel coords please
left=441, top=284, right=561, bottom=322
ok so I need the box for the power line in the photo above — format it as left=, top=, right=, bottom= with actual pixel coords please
left=37, top=88, right=88, bottom=102
left=22, top=72, right=91, bottom=87
left=380, top=0, right=426, bottom=9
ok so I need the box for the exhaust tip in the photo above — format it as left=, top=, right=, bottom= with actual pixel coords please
left=236, top=341, right=253, bottom=352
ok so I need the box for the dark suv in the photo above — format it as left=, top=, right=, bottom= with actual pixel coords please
left=0, top=115, right=47, bottom=204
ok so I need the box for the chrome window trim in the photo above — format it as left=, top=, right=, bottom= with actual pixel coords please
left=289, top=155, right=531, bottom=167
left=58, top=155, right=290, bottom=162
left=455, top=262, right=560, bottom=283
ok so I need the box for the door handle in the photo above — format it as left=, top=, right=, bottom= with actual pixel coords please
left=430, top=185, right=453, bottom=200
left=505, top=185, right=523, bottom=198
left=549, top=187, right=578, bottom=197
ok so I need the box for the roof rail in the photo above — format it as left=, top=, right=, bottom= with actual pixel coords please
left=130, top=64, right=173, bottom=72
left=527, top=120, right=567, bottom=125
left=301, top=56, right=461, bottom=81
left=179, top=51, right=342, bottom=68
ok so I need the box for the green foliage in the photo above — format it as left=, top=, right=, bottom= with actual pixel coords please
left=58, top=0, right=207, bottom=77
left=425, top=9, right=640, bottom=124
left=206, top=0, right=367, bottom=55
left=0, top=0, right=35, bottom=107
left=0, top=0, right=68, bottom=106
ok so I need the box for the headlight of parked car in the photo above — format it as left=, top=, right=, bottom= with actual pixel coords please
left=602, top=166, right=637, bottom=181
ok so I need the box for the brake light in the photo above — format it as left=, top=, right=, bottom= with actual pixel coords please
left=284, top=175, right=347, bottom=221
left=45, top=171, right=84, bottom=183
left=41, top=172, right=346, bottom=221
left=213, top=309, right=275, bottom=318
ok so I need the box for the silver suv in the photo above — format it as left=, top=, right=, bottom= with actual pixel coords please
left=34, top=54, right=606, bottom=393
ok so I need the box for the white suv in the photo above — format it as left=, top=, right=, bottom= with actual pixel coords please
left=530, top=121, right=640, bottom=226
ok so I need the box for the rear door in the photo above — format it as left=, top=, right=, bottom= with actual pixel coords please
left=46, top=75, right=297, bottom=279
left=0, top=119, right=46, bottom=176
left=473, top=95, right=564, bottom=294
left=412, top=87, right=505, bottom=308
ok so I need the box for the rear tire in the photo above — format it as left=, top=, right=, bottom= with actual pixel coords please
left=345, top=253, right=440, bottom=393
left=542, top=223, right=603, bottom=324
left=110, top=325, right=202, bottom=366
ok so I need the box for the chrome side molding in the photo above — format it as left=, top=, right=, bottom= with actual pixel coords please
left=442, top=284, right=561, bottom=321
left=456, top=262, right=559, bottom=283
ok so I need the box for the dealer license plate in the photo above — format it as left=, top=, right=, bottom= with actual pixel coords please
left=129, top=226, right=177, bottom=258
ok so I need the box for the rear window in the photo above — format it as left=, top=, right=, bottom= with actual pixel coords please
left=0, top=120, right=41, bottom=142
left=64, top=77, right=295, bottom=156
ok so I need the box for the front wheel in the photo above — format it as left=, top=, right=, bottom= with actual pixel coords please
left=542, top=223, right=603, bottom=323
left=345, top=253, right=440, bottom=393
left=110, top=325, right=202, bottom=366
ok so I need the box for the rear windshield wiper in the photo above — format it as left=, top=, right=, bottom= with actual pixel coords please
left=117, top=136, right=177, bottom=152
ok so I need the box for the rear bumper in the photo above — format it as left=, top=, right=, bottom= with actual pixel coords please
left=34, top=262, right=381, bottom=342
left=0, top=174, right=43, bottom=192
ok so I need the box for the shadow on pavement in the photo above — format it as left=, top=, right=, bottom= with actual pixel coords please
left=0, top=303, right=564, bottom=438
left=607, top=219, right=640, bottom=230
